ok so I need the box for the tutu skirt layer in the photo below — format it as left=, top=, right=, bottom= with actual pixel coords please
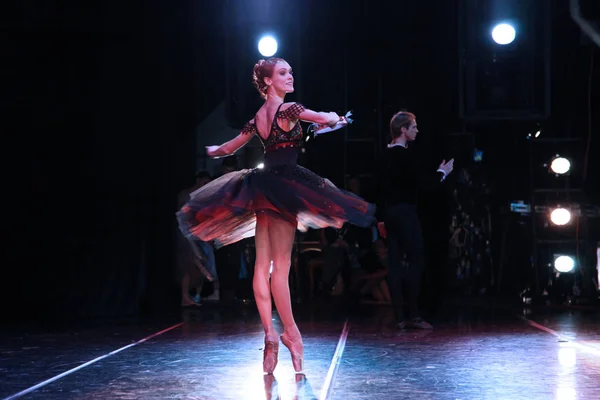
left=177, top=163, right=376, bottom=248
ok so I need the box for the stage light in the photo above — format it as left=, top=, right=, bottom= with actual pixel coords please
left=491, top=23, right=516, bottom=45
left=258, top=35, right=278, bottom=57
left=554, top=255, right=575, bottom=273
left=550, top=208, right=571, bottom=226
left=550, top=156, right=571, bottom=175
left=256, top=163, right=264, bottom=169
left=526, top=129, right=542, bottom=140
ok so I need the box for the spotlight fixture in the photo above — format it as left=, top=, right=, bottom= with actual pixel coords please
left=526, top=130, right=542, bottom=140
left=550, top=207, right=571, bottom=226
left=553, top=255, right=576, bottom=273
left=491, top=23, right=516, bottom=45
left=258, top=35, right=278, bottom=57
left=548, top=156, right=571, bottom=175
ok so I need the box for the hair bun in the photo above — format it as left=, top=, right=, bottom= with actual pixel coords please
left=252, top=57, right=285, bottom=100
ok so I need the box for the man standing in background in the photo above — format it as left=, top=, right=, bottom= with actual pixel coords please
left=378, top=111, right=454, bottom=330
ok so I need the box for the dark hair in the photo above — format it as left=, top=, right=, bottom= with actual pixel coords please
left=253, top=57, right=286, bottom=99
left=389, top=111, right=416, bottom=139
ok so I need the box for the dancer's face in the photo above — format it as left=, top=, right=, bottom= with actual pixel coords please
left=402, top=119, right=419, bottom=141
left=265, top=61, right=294, bottom=94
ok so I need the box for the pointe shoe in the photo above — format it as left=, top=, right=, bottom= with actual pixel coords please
left=280, top=332, right=304, bottom=372
left=263, top=338, right=279, bottom=374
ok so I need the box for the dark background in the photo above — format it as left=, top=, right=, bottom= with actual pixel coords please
left=3, top=0, right=598, bottom=323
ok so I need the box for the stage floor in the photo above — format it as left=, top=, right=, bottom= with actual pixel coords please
left=1, top=301, right=599, bottom=399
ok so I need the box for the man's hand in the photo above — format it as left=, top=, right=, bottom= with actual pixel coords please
left=438, top=158, right=454, bottom=178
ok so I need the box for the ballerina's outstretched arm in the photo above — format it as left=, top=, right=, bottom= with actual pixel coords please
left=206, top=120, right=257, bottom=158
left=295, top=107, right=341, bottom=126
left=279, top=103, right=352, bottom=136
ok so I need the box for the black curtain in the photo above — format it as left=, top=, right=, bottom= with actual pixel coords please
left=3, top=1, right=199, bottom=322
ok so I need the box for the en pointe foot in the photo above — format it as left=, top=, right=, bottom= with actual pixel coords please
left=280, top=331, right=304, bottom=373
left=263, top=336, right=279, bottom=374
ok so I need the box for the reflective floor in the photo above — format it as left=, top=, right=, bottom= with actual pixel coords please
left=1, top=301, right=599, bottom=399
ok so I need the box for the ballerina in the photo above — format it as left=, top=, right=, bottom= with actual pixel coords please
left=177, top=57, right=376, bottom=374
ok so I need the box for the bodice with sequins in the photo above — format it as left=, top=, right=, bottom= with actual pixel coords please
left=242, top=103, right=305, bottom=152
left=240, top=103, right=306, bottom=167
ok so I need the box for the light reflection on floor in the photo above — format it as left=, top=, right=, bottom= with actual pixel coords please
left=0, top=304, right=598, bottom=400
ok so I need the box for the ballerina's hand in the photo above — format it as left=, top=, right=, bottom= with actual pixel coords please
left=333, top=112, right=353, bottom=127
left=328, top=112, right=341, bottom=126
left=313, top=111, right=353, bottom=136
left=205, top=145, right=219, bottom=157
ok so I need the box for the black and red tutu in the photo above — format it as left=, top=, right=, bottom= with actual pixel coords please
left=177, top=149, right=376, bottom=248
left=177, top=103, right=376, bottom=248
